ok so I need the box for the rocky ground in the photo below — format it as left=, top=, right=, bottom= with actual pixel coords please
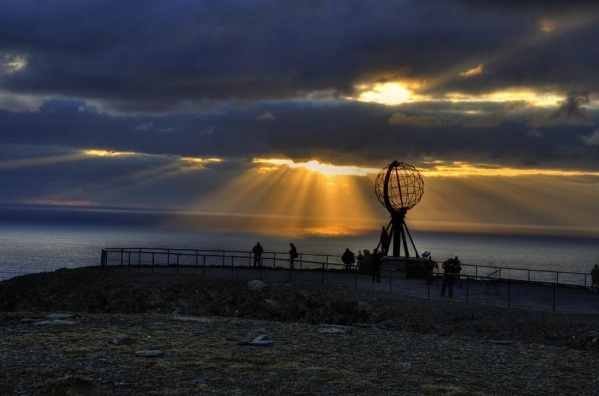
left=1, top=266, right=598, bottom=395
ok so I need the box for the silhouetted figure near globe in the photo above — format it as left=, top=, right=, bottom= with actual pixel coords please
left=374, top=161, right=424, bottom=258
left=379, top=226, right=390, bottom=255
left=289, top=243, right=298, bottom=270
left=371, top=249, right=383, bottom=282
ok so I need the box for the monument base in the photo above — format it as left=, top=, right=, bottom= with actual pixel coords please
left=381, top=257, right=428, bottom=279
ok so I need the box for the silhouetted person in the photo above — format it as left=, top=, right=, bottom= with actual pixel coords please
left=426, top=256, right=438, bottom=287
left=289, top=243, right=298, bottom=270
left=380, top=226, right=390, bottom=255
left=591, top=265, right=599, bottom=294
left=454, top=256, right=463, bottom=287
left=341, top=248, right=355, bottom=270
left=371, top=249, right=383, bottom=283
left=252, top=242, right=263, bottom=267
left=441, top=257, right=457, bottom=297
left=356, top=250, right=364, bottom=271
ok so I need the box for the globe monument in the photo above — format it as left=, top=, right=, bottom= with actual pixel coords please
left=374, top=160, right=424, bottom=258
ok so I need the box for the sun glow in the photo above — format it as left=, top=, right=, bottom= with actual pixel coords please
left=190, top=159, right=384, bottom=236
left=352, top=82, right=413, bottom=105
left=421, top=161, right=599, bottom=178
left=84, top=149, right=138, bottom=157
left=444, top=89, right=561, bottom=107
left=253, top=158, right=379, bottom=177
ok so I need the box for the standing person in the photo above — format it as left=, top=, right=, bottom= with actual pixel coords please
left=341, top=248, right=355, bottom=270
left=379, top=226, right=390, bottom=255
left=371, top=249, right=383, bottom=283
left=425, top=256, right=438, bottom=287
left=591, top=265, right=599, bottom=294
left=454, top=256, right=463, bottom=287
left=289, top=243, right=298, bottom=270
left=441, top=257, right=457, bottom=297
left=356, top=250, right=364, bottom=272
left=251, top=242, right=263, bottom=267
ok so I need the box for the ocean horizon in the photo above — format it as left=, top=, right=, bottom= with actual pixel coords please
left=1, top=203, right=597, bottom=281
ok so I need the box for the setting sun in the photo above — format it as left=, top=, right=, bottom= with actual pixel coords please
left=352, top=82, right=413, bottom=105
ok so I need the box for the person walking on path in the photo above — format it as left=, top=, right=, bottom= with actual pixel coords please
left=289, top=243, right=298, bottom=270
left=251, top=242, right=263, bottom=267
left=591, top=265, right=599, bottom=294
left=371, top=249, right=383, bottom=283
left=441, top=257, right=458, bottom=297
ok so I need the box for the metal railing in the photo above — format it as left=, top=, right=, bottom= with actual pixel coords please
left=100, top=247, right=598, bottom=314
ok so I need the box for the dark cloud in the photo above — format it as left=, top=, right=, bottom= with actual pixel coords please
left=0, top=1, right=598, bottom=210
left=1, top=0, right=598, bottom=112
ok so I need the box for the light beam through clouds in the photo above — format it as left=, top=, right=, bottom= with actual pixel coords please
left=0, top=2, right=598, bottom=239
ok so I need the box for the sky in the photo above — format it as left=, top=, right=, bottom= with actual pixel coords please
left=0, top=0, right=598, bottom=238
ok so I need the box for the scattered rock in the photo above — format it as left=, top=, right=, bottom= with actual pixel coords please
left=172, top=315, right=211, bottom=323
left=109, top=337, right=136, bottom=346
left=34, top=319, right=77, bottom=325
left=135, top=350, right=164, bottom=357
left=238, top=335, right=273, bottom=346
left=318, top=325, right=351, bottom=334
left=247, top=280, right=268, bottom=291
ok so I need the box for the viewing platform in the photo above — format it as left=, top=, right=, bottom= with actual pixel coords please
left=100, top=247, right=599, bottom=315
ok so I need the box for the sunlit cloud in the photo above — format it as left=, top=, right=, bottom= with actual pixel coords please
left=0, top=152, right=88, bottom=170
left=351, top=82, right=413, bottom=106
left=420, top=160, right=599, bottom=178
left=180, top=157, right=223, bottom=170
left=445, top=89, right=561, bottom=107
left=256, top=111, right=275, bottom=121
left=253, top=158, right=379, bottom=177
left=580, top=130, right=599, bottom=145
left=458, top=64, right=484, bottom=78
left=539, top=19, right=556, bottom=33
left=83, top=149, right=139, bottom=157
left=0, top=53, right=27, bottom=74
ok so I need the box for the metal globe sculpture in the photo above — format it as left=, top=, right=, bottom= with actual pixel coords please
left=375, top=161, right=424, bottom=258
left=375, top=161, right=424, bottom=214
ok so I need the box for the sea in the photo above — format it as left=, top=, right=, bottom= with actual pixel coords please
left=1, top=204, right=597, bottom=282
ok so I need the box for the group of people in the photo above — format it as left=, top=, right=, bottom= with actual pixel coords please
left=424, top=254, right=462, bottom=297
left=251, top=242, right=298, bottom=269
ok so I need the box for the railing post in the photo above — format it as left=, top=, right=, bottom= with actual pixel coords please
left=466, top=276, right=469, bottom=302
left=176, top=253, right=180, bottom=274
left=507, top=279, right=511, bottom=307
left=552, top=283, right=556, bottom=312
left=202, top=255, right=206, bottom=277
